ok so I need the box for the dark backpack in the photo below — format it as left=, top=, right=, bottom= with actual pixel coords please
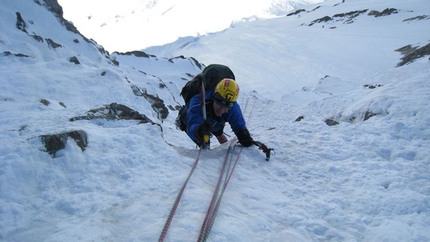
left=180, top=64, right=235, bottom=104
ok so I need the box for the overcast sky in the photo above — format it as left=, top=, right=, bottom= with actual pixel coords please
left=57, top=0, right=324, bottom=51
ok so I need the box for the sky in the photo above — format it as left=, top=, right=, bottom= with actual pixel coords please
left=1, top=0, right=430, bottom=241
left=57, top=0, right=325, bottom=52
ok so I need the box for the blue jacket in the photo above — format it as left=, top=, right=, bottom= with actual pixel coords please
left=185, top=90, right=247, bottom=143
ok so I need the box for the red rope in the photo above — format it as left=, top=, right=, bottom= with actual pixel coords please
left=159, top=149, right=202, bottom=242
left=160, top=95, right=255, bottom=241
left=197, top=139, right=243, bottom=242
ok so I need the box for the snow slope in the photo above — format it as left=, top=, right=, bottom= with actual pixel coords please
left=1, top=0, right=430, bottom=241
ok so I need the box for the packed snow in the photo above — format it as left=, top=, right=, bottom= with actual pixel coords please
left=1, top=0, right=429, bottom=241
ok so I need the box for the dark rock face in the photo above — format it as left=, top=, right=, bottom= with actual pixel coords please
left=396, top=43, right=430, bottom=67
left=131, top=86, right=169, bottom=120
left=308, top=9, right=368, bottom=26
left=36, top=103, right=161, bottom=158
left=40, top=130, right=87, bottom=157
left=40, top=0, right=80, bottom=35
left=69, top=56, right=80, bottom=64
left=368, top=8, right=398, bottom=17
left=46, top=38, right=62, bottom=49
left=69, top=102, right=158, bottom=125
left=325, top=119, right=339, bottom=126
left=16, top=12, right=27, bottom=33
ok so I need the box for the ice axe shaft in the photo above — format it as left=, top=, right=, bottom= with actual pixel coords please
left=200, top=78, right=210, bottom=149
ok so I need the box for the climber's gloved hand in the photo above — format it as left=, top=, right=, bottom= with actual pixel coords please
left=196, top=121, right=211, bottom=148
left=237, top=129, right=254, bottom=147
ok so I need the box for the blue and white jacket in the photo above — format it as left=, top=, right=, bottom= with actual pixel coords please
left=184, top=90, right=247, bottom=144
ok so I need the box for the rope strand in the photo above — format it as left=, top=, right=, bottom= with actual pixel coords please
left=160, top=93, right=256, bottom=241
left=197, top=139, right=243, bottom=242
left=159, top=149, right=202, bottom=242
left=197, top=95, right=256, bottom=241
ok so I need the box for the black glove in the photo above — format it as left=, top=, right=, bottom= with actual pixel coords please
left=195, top=121, right=211, bottom=147
left=237, top=129, right=254, bottom=147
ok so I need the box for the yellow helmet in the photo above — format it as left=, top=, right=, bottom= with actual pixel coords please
left=214, top=78, right=239, bottom=104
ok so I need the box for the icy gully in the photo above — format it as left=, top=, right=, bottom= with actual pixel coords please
left=159, top=138, right=243, bottom=242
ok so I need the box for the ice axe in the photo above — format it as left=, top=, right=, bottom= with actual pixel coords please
left=200, top=77, right=210, bottom=149
left=253, top=141, right=274, bottom=161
